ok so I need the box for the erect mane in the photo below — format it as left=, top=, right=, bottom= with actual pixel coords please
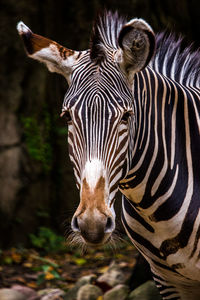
left=150, top=33, right=200, bottom=88
left=90, top=11, right=200, bottom=88
left=90, top=10, right=126, bottom=63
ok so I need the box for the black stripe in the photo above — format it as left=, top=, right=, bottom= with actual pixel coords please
left=123, top=197, right=155, bottom=233
left=121, top=210, right=162, bottom=259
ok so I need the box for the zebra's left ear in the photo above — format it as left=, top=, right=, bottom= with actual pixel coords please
left=118, top=19, right=155, bottom=75
left=17, top=21, right=80, bottom=83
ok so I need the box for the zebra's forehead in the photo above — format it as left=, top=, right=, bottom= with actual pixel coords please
left=62, top=52, right=133, bottom=112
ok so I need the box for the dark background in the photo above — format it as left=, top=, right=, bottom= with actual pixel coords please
left=0, top=0, right=199, bottom=248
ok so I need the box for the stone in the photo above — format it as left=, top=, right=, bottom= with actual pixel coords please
left=39, top=288, right=65, bottom=299
left=0, top=288, right=27, bottom=300
left=76, top=274, right=97, bottom=288
left=77, top=284, right=102, bottom=300
left=64, top=274, right=96, bottom=300
left=127, top=280, right=162, bottom=300
left=103, top=284, right=130, bottom=300
left=12, top=285, right=39, bottom=300
left=97, top=262, right=127, bottom=287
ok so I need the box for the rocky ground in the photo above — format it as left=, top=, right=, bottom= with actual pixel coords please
left=0, top=243, right=161, bottom=300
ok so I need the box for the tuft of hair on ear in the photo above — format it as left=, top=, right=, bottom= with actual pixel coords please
left=17, top=21, right=53, bottom=56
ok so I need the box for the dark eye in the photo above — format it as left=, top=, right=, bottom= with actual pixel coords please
left=61, top=111, right=72, bottom=124
left=121, top=111, right=132, bottom=123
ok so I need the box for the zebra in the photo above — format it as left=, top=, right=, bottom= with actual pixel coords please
left=17, top=11, right=200, bottom=300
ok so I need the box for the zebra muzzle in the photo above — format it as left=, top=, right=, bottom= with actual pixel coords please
left=71, top=211, right=115, bottom=245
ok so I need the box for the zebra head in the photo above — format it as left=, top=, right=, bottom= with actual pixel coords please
left=17, top=12, right=155, bottom=247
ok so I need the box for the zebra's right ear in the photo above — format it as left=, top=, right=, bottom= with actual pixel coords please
left=118, top=19, right=155, bottom=75
left=17, top=22, right=80, bottom=83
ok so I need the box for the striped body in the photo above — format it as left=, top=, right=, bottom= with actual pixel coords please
left=17, top=12, right=200, bottom=299
left=121, top=65, right=200, bottom=299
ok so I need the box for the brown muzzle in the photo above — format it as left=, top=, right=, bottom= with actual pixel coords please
left=71, top=177, right=115, bottom=245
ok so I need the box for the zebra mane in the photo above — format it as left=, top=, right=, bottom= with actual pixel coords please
left=151, top=33, right=200, bottom=88
left=90, top=10, right=126, bottom=62
left=90, top=11, right=200, bottom=87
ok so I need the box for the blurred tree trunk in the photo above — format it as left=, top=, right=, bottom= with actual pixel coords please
left=0, top=0, right=81, bottom=247
left=0, top=0, right=199, bottom=247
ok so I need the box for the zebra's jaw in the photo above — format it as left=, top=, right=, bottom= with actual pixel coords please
left=71, top=159, right=116, bottom=246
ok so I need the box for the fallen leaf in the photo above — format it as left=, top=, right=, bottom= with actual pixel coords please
left=16, top=277, right=26, bottom=283
left=12, top=253, right=22, bottom=263
left=11, top=276, right=26, bottom=283
left=114, top=253, right=124, bottom=259
left=23, top=262, right=33, bottom=268
left=42, top=265, right=53, bottom=272
left=73, top=258, right=87, bottom=266
left=10, top=249, right=22, bottom=263
left=94, top=253, right=105, bottom=259
left=98, top=266, right=109, bottom=273
left=27, top=281, right=37, bottom=288
left=45, top=271, right=55, bottom=280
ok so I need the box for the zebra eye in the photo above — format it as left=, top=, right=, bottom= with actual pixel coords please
left=61, top=111, right=72, bottom=124
left=121, top=111, right=132, bottom=123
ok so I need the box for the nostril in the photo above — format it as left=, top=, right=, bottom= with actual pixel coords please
left=105, top=217, right=114, bottom=232
left=71, top=216, right=80, bottom=232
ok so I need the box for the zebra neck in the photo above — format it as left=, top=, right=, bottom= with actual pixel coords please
left=120, top=66, right=199, bottom=221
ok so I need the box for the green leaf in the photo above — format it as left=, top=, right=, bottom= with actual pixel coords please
left=41, top=264, right=51, bottom=272
left=37, top=273, right=45, bottom=285
left=4, top=256, right=13, bottom=264
left=73, top=258, right=87, bottom=266
left=51, top=270, right=61, bottom=279
left=29, top=227, right=65, bottom=253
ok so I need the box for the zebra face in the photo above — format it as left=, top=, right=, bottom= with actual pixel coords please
left=63, top=58, right=134, bottom=245
left=17, top=12, right=155, bottom=246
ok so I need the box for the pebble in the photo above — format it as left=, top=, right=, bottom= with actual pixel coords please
left=97, top=262, right=127, bottom=287
left=103, top=284, right=129, bottom=300
left=64, top=274, right=96, bottom=300
left=0, top=288, right=27, bottom=300
left=127, top=280, right=162, bottom=300
left=39, top=288, right=65, bottom=299
left=77, top=284, right=102, bottom=300
left=12, top=285, right=39, bottom=300
left=0, top=264, right=161, bottom=300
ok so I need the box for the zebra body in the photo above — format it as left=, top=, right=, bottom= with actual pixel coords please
left=17, top=11, right=200, bottom=299
left=121, top=63, right=200, bottom=299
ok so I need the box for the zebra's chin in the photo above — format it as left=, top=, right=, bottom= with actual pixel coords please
left=83, top=236, right=112, bottom=248
left=67, top=231, right=114, bottom=249
left=82, top=232, right=112, bottom=248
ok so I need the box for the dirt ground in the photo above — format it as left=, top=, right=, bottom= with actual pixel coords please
left=0, top=242, right=138, bottom=292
